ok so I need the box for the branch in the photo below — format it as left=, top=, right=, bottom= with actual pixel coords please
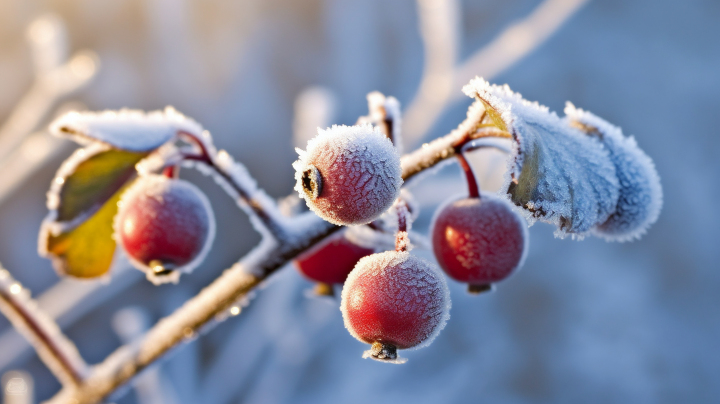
left=46, top=117, right=510, bottom=404
left=403, top=0, right=590, bottom=149
left=0, top=267, right=87, bottom=387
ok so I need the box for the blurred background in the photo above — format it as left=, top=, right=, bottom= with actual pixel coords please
left=0, top=0, right=718, bottom=402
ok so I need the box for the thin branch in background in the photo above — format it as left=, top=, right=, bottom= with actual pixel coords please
left=2, top=370, right=34, bottom=404
left=403, top=0, right=591, bottom=149
left=0, top=265, right=142, bottom=374
left=46, top=118, right=510, bottom=404
left=0, top=266, right=87, bottom=387
left=402, top=0, right=460, bottom=148
left=452, top=0, right=591, bottom=96
left=0, top=14, right=98, bottom=165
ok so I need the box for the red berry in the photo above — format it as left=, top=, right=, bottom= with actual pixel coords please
left=293, top=124, right=403, bottom=225
left=341, top=251, right=451, bottom=363
left=115, top=175, right=215, bottom=283
left=431, top=192, right=527, bottom=293
left=294, top=233, right=375, bottom=292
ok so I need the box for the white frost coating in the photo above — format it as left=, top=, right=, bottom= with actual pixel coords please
left=49, top=106, right=203, bottom=152
left=340, top=251, right=451, bottom=360
left=0, top=267, right=87, bottom=386
left=463, top=77, right=620, bottom=237
left=359, top=91, right=404, bottom=155
left=564, top=103, right=662, bottom=242
left=113, top=175, right=216, bottom=285
left=293, top=124, right=403, bottom=226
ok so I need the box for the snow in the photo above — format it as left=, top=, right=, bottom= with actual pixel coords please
left=564, top=103, right=663, bottom=242
left=49, top=106, right=204, bottom=152
left=340, top=251, right=451, bottom=361
left=293, top=124, right=403, bottom=226
left=463, top=77, right=620, bottom=238
left=113, top=174, right=216, bottom=285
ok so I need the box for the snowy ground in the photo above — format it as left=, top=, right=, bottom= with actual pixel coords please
left=0, top=0, right=718, bottom=402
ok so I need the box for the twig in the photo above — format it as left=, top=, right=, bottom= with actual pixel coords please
left=403, top=0, right=590, bottom=149
left=452, top=0, right=591, bottom=96
left=45, top=121, right=510, bottom=404
left=402, top=0, right=459, bottom=147
left=0, top=267, right=87, bottom=387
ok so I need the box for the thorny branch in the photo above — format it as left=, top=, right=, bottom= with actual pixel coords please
left=42, top=110, right=508, bottom=404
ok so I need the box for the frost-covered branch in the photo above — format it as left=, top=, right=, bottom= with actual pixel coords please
left=0, top=267, right=87, bottom=387
left=0, top=15, right=97, bottom=165
left=46, top=114, right=511, bottom=404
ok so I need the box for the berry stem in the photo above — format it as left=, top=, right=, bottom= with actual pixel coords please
left=395, top=199, right=411, bottom=252
left=177, top=131, right=289, bottom=240
left=454, top=150, right=480, bottom=199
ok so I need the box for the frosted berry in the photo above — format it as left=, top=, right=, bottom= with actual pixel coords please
left=293, top=124, right=403, bottom=226
left=431, top=193, right=527, bottom=293
left=341, top=251, right=450, bottom=363
left=294, top=233, right=375, bottom=295
left=115, top=174, right=215, bottom=284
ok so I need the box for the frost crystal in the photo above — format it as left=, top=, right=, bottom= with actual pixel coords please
left=293, top=124, right=403, bottom=226
left=49, top=106, right=203, bottom=152
left=565, top=103, right=662, bottom=242
left=463, top=77, right=620, bottom=237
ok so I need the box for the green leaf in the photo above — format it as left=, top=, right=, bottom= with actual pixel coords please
left=44, top=186, right=129, bottom=278
left=55, top=147, right=147, bottom=222
left=40, top=146, right=147, bottom=278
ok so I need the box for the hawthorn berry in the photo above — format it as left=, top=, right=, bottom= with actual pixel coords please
left=114, top=174, right=215, bottom=283
left=430, top=150, right=527, bottom=293
left=294, top=233, right=375, bottom=295
left=432, top=193, right=527, bottom=293
left=293, top=124, right=403, bottom=226
left=340, top=251, right=451, bottom=363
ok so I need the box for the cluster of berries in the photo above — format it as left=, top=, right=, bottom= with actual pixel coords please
left=290, top=124, right=527, bottom=362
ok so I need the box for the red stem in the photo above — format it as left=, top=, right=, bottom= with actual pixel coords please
left=455, top=150, right=480, bottom=199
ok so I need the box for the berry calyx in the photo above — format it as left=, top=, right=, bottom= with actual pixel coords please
left=341, top=250, right=451, bottom=363
left=293, top=124, right=403, bottom=226
left=431, top=151, right=528, bottom=293
left=114, top=174, right=215, bottom=284
left=294, top=233, right=375, bottom=295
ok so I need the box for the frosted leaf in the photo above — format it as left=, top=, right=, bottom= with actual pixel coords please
left=113, top=175, right=216, bottom=285
left=49, top=106, right=203, bottom=152
left=463, top=77, right=620, bottom=237
left=564, top=104, right=662, bottom=242
left=293, top=124, right=403, bottom=226
left=340, top=251, right=451, bottom=362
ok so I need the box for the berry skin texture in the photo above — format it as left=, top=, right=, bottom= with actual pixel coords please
left=431, top=192, right=528, bottom=292
left=293, top=124, right=403, bottom=226
left=114, top=175, right=215, bottom=284
left=294, top=233, right=375, bottom=287
left=341, top=251, right=451, bottom=363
